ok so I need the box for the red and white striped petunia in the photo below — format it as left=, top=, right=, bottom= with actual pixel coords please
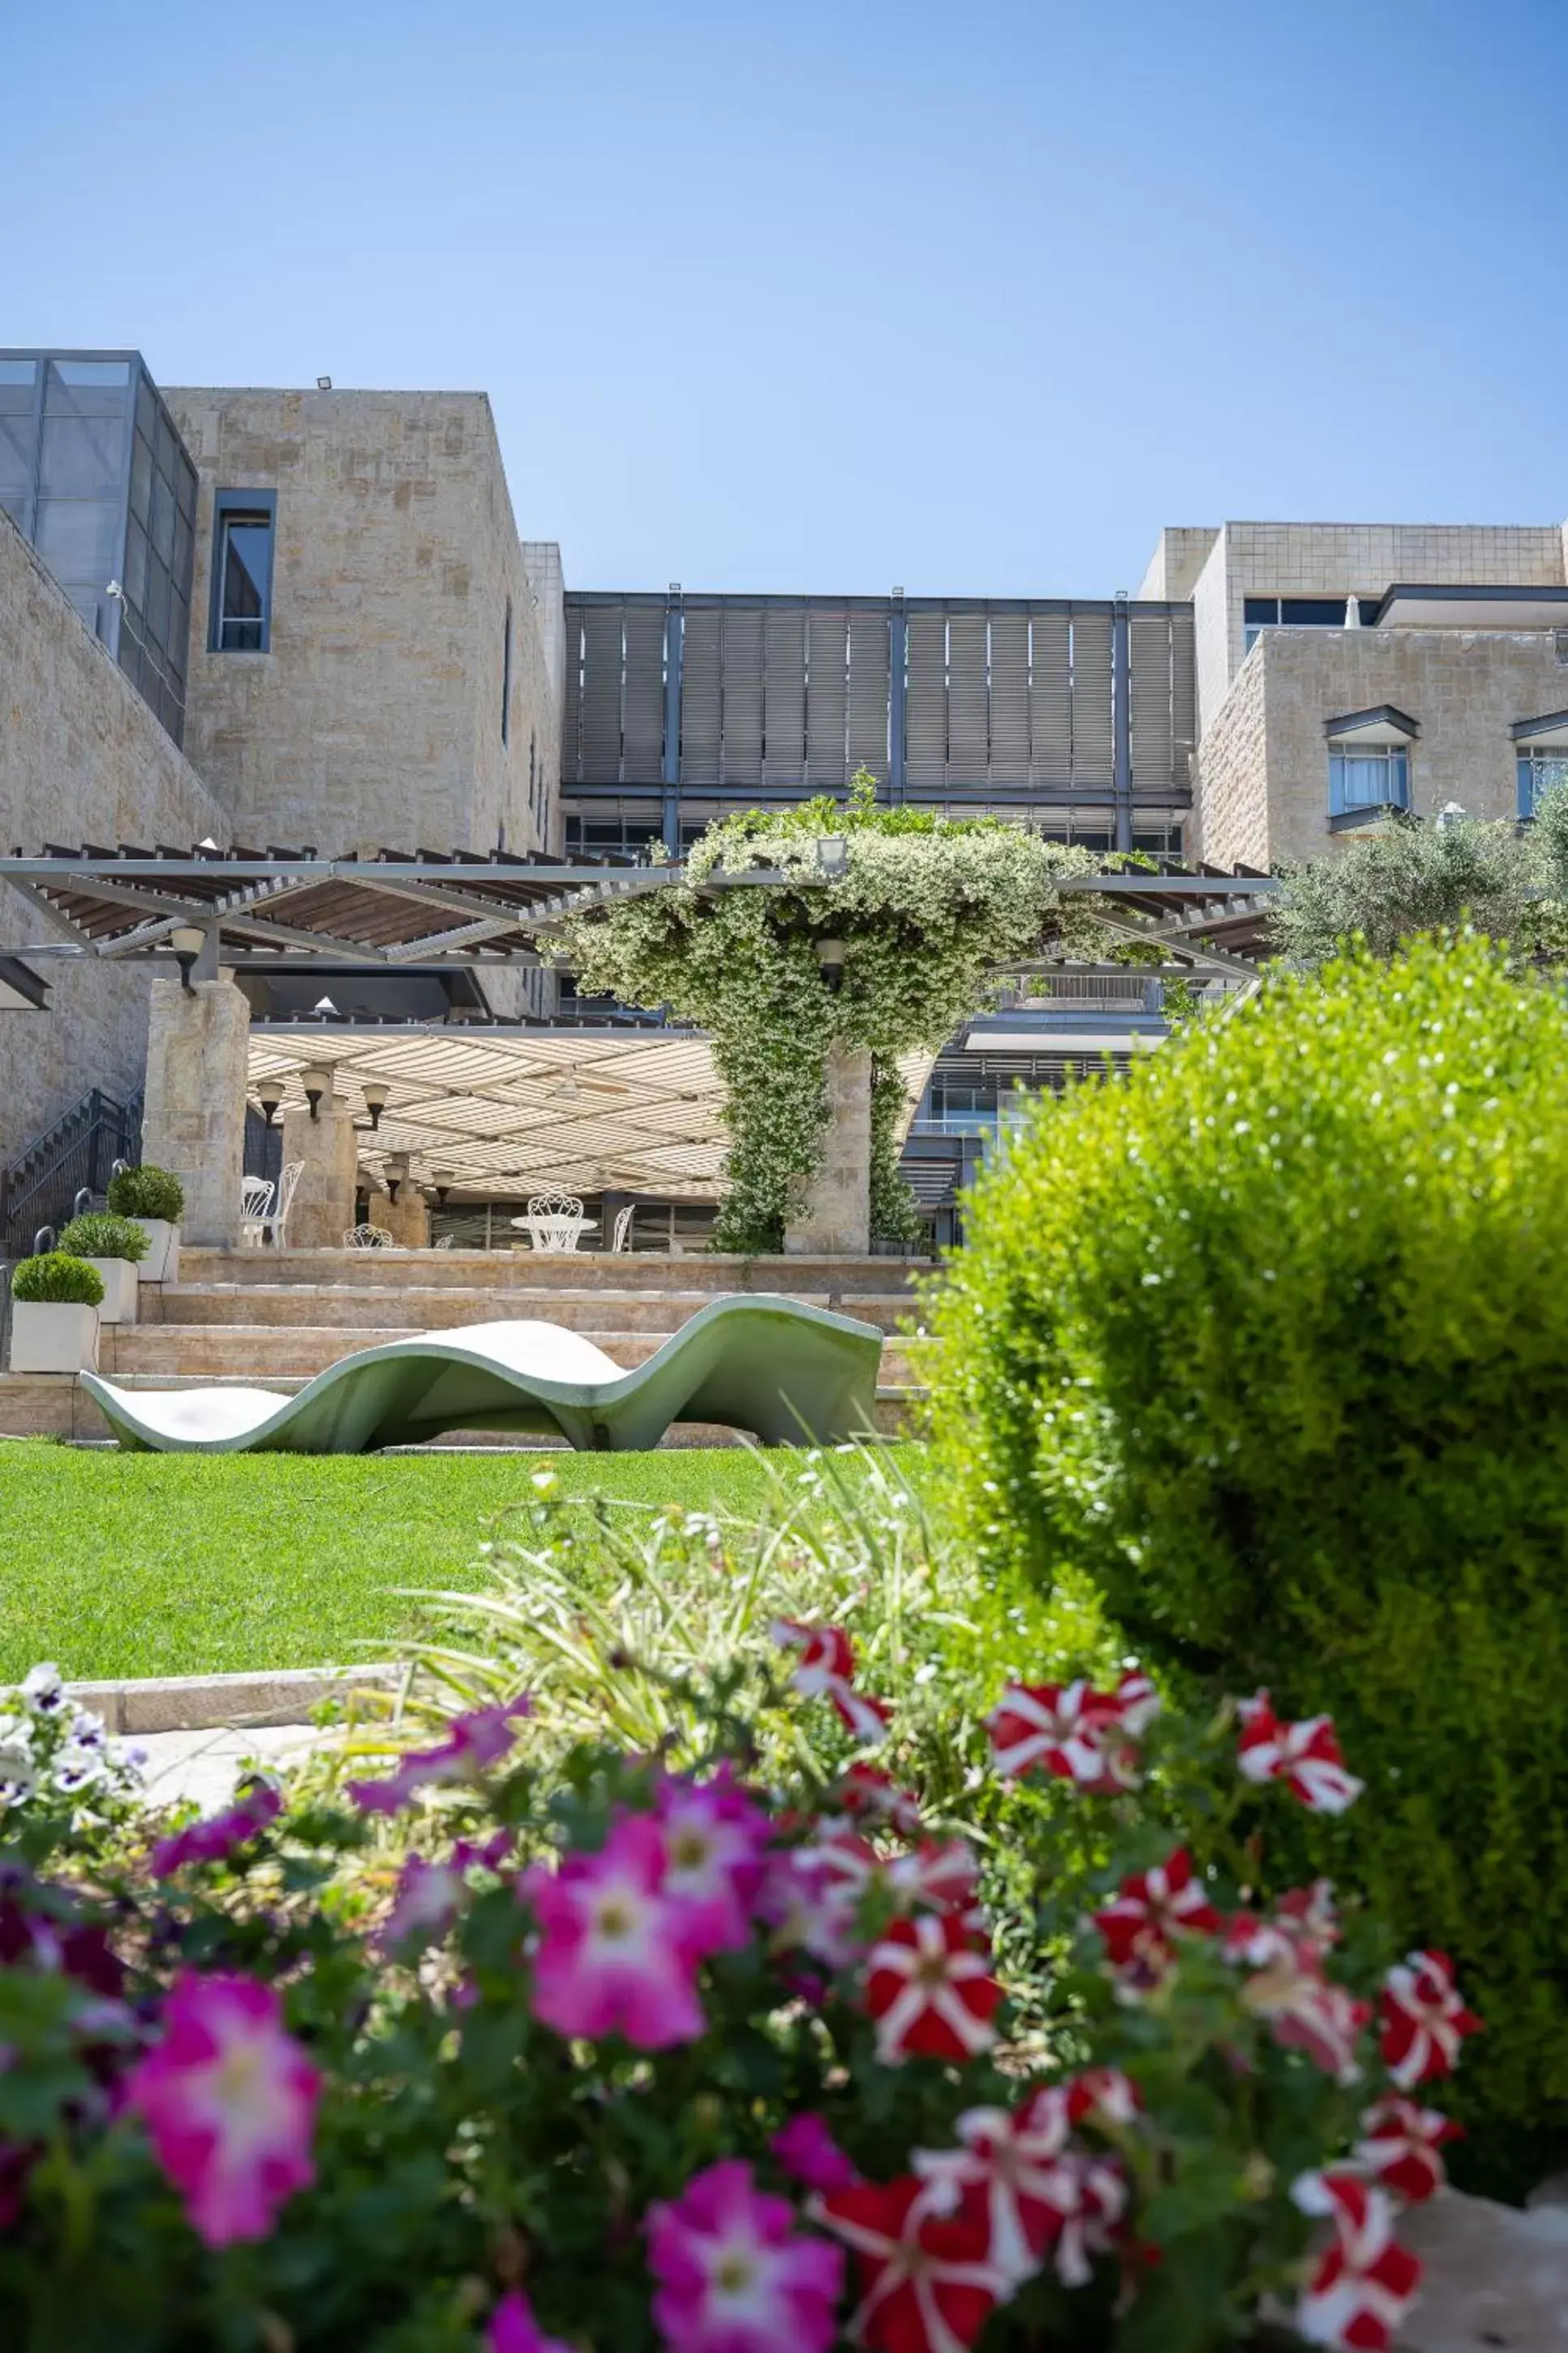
left=861, top=1913, right=1003, bottom=2065
left=1092, top=1848, right=1222, bottom=1986
left=835, top=1765, right=923, bottom=1838
left=1291, top=2170, right=1423, bottom=2351
left=1106, top=1670, right=1162, bottom=1736
left=1235, top=1693, right=1364, bottom=1814
left=1353, top=2097, right=1461, bottom=2205
left=1232, top=1930, right=1371, bottom=2084
left=812, top=2175, right=1008, bottom=2353
left=1026, top=2149, right=1128, bottom=2290
left=986, top=1680, right=1143, bottom=1793
left=771, top=1621, right=891, bottom=1748
left=1063, top=2066, right=1144, bottom=2132
left=1380, top=1950, right=1482, bottom=2089
left=912, top=2093, right=1072, bottom=2286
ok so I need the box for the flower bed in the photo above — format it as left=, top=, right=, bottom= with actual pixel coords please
left=0, top=1616, right=1475, bottom=2351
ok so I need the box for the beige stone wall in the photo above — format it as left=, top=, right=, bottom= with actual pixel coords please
left=1195, top=626, right=1568, bottom=868
left=0, top=513, right=228, bottom=1161
left=1193, top=647, right=1268, bottom=870
left=165, top=387, right=561, bottom=860
left=1137, top=527, right=1218, bottom=603
left=1193, top=522, right=1566, bottom=734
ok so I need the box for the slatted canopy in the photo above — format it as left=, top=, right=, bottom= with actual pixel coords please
left=245, top=1030, right=934, bottom=1202
left=0, top=845, right=685, bottom=966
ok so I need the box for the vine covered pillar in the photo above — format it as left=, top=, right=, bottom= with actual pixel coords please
left=783, top=1043, right=871, bottom=1256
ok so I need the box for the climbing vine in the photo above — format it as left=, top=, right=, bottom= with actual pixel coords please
left=554, top=778, right=1108, bottom=1253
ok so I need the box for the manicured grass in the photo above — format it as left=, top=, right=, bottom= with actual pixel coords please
left=0, top=1443, right=814, bottom=1683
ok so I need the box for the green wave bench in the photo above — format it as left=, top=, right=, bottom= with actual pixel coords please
left=80, top=1297, right=883, bottom=1456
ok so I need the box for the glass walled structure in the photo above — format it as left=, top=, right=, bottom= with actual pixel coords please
left=0, top=350, right=196, bottom=746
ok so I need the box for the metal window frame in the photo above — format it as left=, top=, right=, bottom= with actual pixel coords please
left=208, top=487, right=277, bottom=654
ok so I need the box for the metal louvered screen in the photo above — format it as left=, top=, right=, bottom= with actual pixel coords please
left=562, top=592, right=1193, bottom=815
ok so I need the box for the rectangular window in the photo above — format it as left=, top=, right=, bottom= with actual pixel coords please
left=209, top=489, right=276, bottom=652
left=1518, top=748, right=1568, bottom=817
left=1328, top=745, right=1410, bottom=815
left=1244, top=595, right=1381, bottom=655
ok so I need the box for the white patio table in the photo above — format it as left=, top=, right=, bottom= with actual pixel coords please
left=509, top=1215, right=600, bottom=1254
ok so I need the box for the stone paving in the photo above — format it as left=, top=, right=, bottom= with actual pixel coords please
left=131, top=1722, right=324, bottom=1811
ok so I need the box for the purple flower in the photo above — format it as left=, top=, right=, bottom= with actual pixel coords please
left=346, top=1699, right=531, bottom=1815
left=150, top=1779, right=282, bottom=1877
left=125, top=1972, right=320, bottom=2247
left=488, top=2288, right=572, bottom=2353
left=523, top=1815, right=710, bottom=2050
left=654, top=1766, right=770, bottom=1955
left=771, top=2114, right=860, bottom=2194
left=647, top=2157, right=843, bottom=2353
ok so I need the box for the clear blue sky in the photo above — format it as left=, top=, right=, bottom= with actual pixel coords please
left=5, top=0, right=1565, bottom=596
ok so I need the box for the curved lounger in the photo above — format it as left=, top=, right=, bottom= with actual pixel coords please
left=79, top=1295, right=884, bottom=1456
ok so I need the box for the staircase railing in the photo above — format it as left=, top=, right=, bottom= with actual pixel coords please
left=0, top=1088, right=143, bottom=1262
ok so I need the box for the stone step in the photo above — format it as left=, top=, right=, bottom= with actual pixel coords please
left=100, top=1323, right=923, bottom=1386
left=144, top=1284, right=921, bottom=1337
left=176, top=1248, right=930, bottom=1297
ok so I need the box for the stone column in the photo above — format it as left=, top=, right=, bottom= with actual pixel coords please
left=280, top=1069, right=359, bottom=1249
left=783, top=1043, right=872, bottom=1257
left=140, top=975, right=250, bottom=1248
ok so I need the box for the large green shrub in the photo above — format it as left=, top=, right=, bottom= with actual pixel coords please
left=929, top=934, right=1568, bottom=2192
left=12, top=1253, right=105, bottom=1306
left=105, top=1164, right=184, bottom=1221
left=57, top=1212, right=149, bottom=1263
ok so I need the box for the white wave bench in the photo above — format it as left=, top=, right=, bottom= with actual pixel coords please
left=80, top=1296, right=883, bottom=1456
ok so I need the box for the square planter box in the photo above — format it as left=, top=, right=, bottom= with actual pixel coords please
left=10, top=1301, right=100, bottom=1374
left=84, top=1258, right=140, bottom=1326
left=133, top=1220, right=180, bottom=1283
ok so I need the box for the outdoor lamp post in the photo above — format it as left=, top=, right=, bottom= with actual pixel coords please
left=816, top=936, right=847, bottom=993
left=359, top=1082, right=389, bottom=1132
left=170, top=926, right=205, bottom=991
left=433, top=1168, right=453, bottom=1207
left=301, top=1066, right=333, bottom=1122
left=256, top=1085, right=283, bottom=1128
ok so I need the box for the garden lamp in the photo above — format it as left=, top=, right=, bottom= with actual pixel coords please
left=816, top=936, right=847, bottom=993
left=170, top=926, right=205, bottom=990
left=301, top=1066, right=333, bottom=1122
left=256, top=1085, right=283, bottom=1128
left=359, top=1081, right=389, bottom=1132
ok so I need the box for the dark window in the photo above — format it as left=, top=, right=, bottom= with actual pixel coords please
left=501, top=598, right=513, bottom=744
left=1244, top=594, right=1381, bottom=653
left=210, top=490, right=276, bottom=652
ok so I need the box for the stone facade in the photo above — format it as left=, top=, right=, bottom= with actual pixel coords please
left=165, top=387, right=561, bottom=861
left=783, top=1045, right=872, bottom=1256
left=0, top=514, right=227, bottom=1159
left=1194, top=626, right=1568, bottom=867
left=140, top=976, right=250, bottom=1247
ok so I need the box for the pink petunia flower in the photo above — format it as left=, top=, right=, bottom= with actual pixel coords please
left=1379, top=1951, right=1482, bottom=2089
left=861, top=1913, right=1002, bottom=2065
left=814, top=2175, right=1007, bottom=2353
left=771, top=1622, right=891, bottom=1748
left=125, top=1971, right=320, bottom=2247
left=488, top=2287, right=572, bottom=2353
left=653, top=1768, right=770, bottom=1955
left=771, top=2113, right=861, bottom=2194
left=346, top=1697, right=532, bottom=1815
left=1235, top=1693, right=1364, bottom=1814
left=755, top=1843, right=866, bottom=1969
left=647, top=2157, right=844, bottom=2353
left=379, top=1854, right=467, bottom=1953
left=150, top=1778, right=282, bottom=1876
left=1353, top=2097, right=1461, bottom=2205
left=524, top=1815, right=708, bottom=2050
left=1291, top=2170, right=1423, bottom=2351
left=1092, top=1848, right=1222, bottom=1989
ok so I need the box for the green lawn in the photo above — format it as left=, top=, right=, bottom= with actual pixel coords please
left=0, top=1444, right=805, bottom=1683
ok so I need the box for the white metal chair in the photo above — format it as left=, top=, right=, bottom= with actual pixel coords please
left=267, top=1159, right=303, bottom=1250
left=524, top=1191, right=586, bottom=1253
left=611, top=1204, right=636, bottom=1253
left=343, top=1224, right=395, bottom=1250
left=239, top=1176, right=273, bottom=1248
left=433, top=1234, right=458, bottom=1250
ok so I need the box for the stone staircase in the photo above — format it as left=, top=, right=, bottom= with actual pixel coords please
left=64, top=1249, right=936, bottom=1440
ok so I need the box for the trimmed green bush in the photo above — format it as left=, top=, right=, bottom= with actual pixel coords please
left=12, top=1253, right=105, bottom=1306
left=105, top=1164, right=184, bottom=1221
left=57, top=1211, right=149, bottom=1263
left=930, top=934, right=1568, bottom=2192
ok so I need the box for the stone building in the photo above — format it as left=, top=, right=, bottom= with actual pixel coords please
left=1141, top=522, right=1568, bottom=865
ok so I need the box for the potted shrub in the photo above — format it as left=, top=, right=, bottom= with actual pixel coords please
left=105, top=1164, right=184, bottom=1282
left=8, top=1252, right=104, bottom=1373
left=57, top=1212, right=148, bottom=1326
